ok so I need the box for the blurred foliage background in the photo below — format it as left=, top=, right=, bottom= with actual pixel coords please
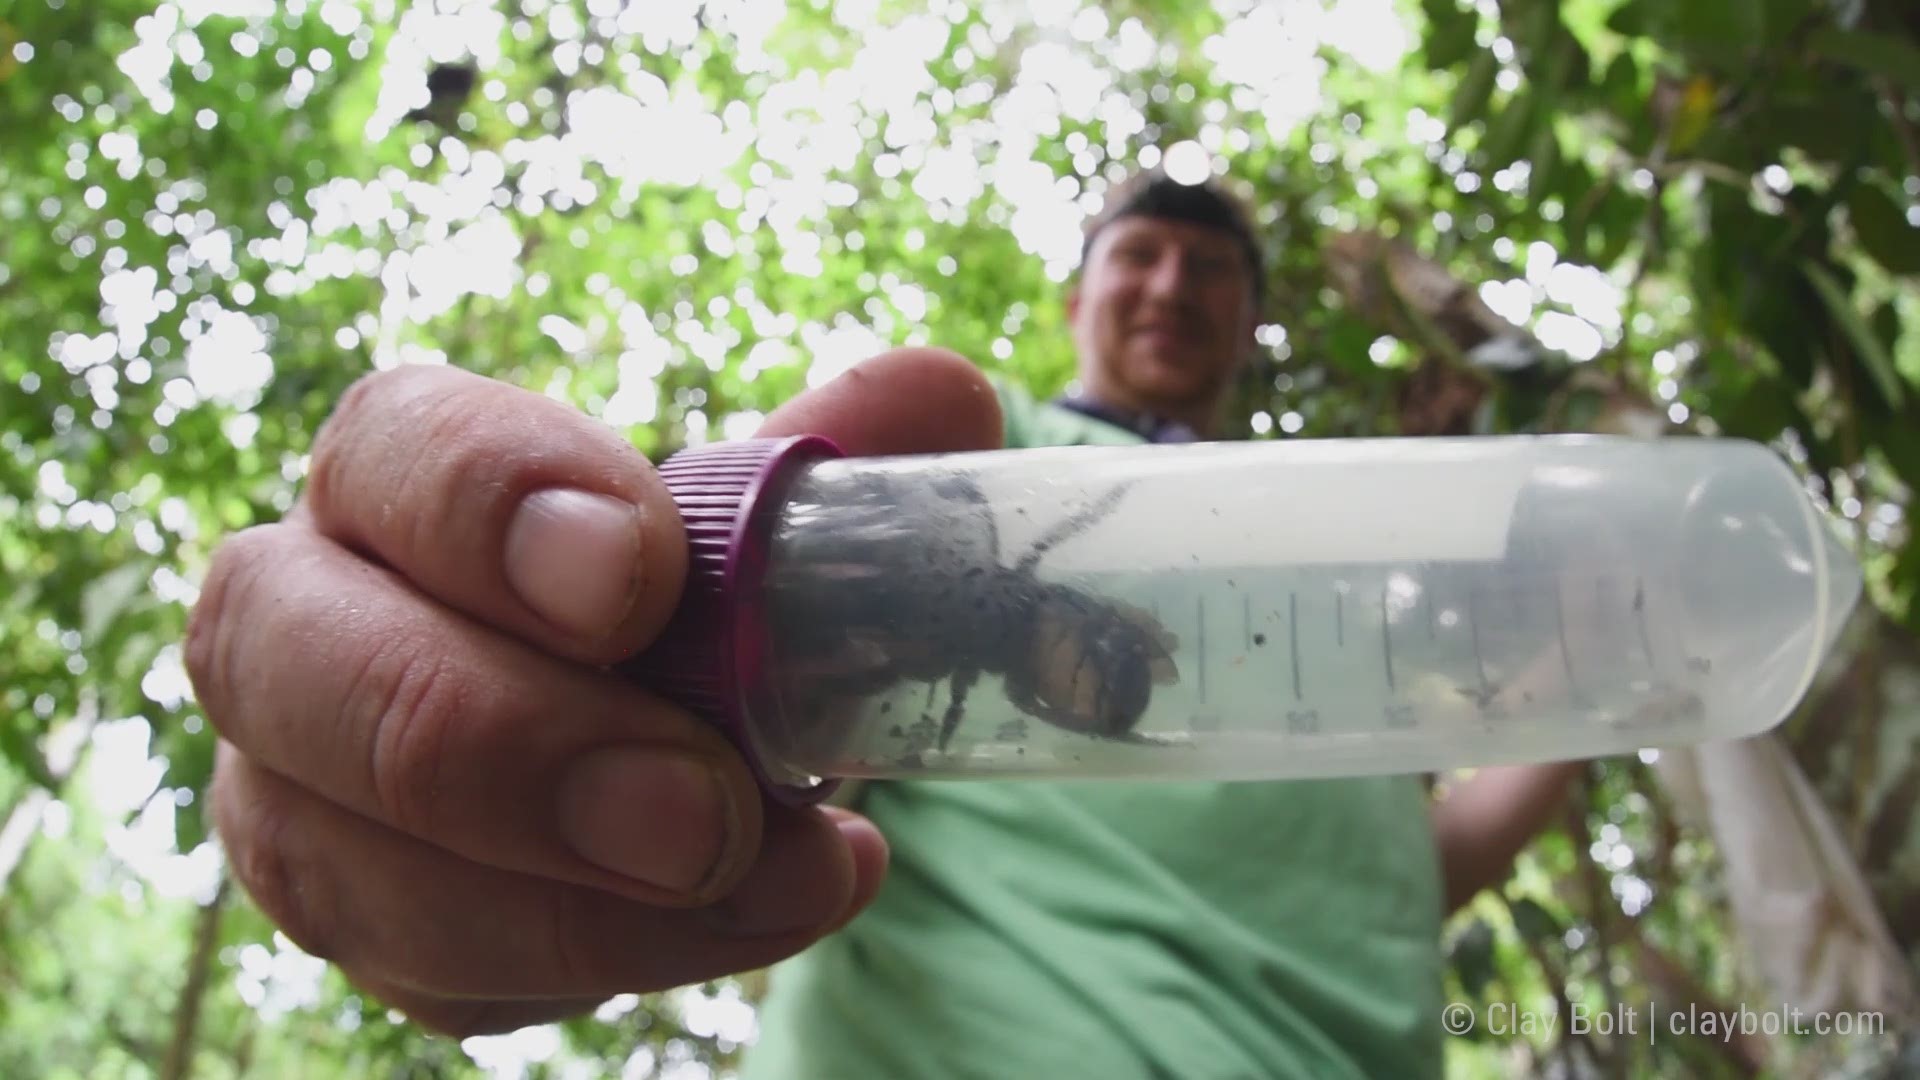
left=3, top=0, right=1920, bottom=1076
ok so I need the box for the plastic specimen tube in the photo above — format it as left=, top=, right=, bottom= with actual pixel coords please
left=627, top=434, right=1862, bottom=804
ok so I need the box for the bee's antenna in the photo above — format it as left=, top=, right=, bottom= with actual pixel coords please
left=1016, top=481, right=1135, bottom=574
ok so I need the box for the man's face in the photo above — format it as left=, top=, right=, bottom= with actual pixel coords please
left=1068, top=214, right=1259, bottom=416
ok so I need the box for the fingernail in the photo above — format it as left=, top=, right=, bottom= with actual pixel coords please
left=505, top=489, right=641, bottom=641
left=826, top=809, right=886, bottom=856
left=557, top=747, right=740, bottom=896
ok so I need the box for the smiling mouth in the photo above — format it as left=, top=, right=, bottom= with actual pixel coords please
left=1131, top=330, right=1203, bottom=368
left=1133, top=326, right=1196, bottom=349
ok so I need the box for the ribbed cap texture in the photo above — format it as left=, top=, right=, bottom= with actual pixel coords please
left=620, top=435, right=843, bottom=804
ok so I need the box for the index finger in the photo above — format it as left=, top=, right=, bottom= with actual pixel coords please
left=294, top=350, right=1002, bottom=669
left=302, top=364, right=688, bottom=665
left=756, top=347, right=1003, bottom=454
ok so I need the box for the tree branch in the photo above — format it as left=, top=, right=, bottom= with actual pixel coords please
left=1564, top=777, right=1629, bottom=1080
left=1875, top=77, right=1920, bottom=182
left=1503, top=894, right=1603, bottom=1076
left=160, top=873, right=232, bottom=1080
left=1616, top=917, right=1772, bottom=1076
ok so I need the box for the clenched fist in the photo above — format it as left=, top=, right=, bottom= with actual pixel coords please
left=186, top=348, right=1002, bottom=1035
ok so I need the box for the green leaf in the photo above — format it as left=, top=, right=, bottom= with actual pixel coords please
left=1763, top=94, right=1874, bottom=166
left=1423, top=0, right=1480, bottom=69
left=1716, top=374, right=1800, bottom=443
left=1759, top=0, right=1818, bottom=45
left=1481, top=91, right=1538, bottom=170
left=1608, top=0, right=1761, bottom=64
left=1805, top=261, right=1908, bottom=412
left=1674, top=2, right=1765, bottom=52
left=1871, top=417, right=1920, bottom=494
left=79, top=562, right=148, bottom=647
left=1, top=716, right=55, bottom=789
left=1527, top=122, right=1562, bottom=202
left=1891, top=534, right=1920, bottom=636
left=1510, top=0, right=1558, bottom=58
left=1848, top=183, right=1920, bottom=276
left=163, top=725, right=217, bottom=852
left=2, top=578, right=41, bottom=624
left=1507, top=896, right=1563, bottom=943
left=1447, top=918, right=1499, bottom=998
left=174, top=797, right=209, bottom=854
left=1597, top=50, right=1641, bottom=117
left=1594, top=186, right=1644, bottom=269
left=1605, top=0, right=1652, bottom=36
left=1450, top=49, right=1500, bottom=129
left=1809, top=28, right=1920, bottom=95
left=108, top=631, right=162, bottom=695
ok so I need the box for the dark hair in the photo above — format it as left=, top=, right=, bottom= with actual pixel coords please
left=1078, top=169, right=1266, bottom=301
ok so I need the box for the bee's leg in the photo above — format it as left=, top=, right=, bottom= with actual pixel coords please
left=935, top=665, right=981, bottom=752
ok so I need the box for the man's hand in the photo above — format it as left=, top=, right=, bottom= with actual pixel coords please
left=187, top=349, right=1002, bottom=1036
left=1431, top=761, right=1584, bottom=914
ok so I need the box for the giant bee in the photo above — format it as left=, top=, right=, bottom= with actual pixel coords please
left=767, top=467, right=1181, bottom=759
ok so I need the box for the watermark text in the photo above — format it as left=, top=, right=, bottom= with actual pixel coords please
left=1443, top=1000, right=1884, bottom=1043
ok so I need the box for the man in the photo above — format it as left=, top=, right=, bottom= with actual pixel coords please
left=185, top=169, right=1573, bottom=1069
left=735, top=172, right=1582, bottom=1078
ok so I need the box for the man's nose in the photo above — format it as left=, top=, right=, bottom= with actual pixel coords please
left=1142, top=251, right=1195, bottom=299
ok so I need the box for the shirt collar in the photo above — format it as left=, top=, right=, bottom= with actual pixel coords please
left=1050, top=391, right=1204, bottom=444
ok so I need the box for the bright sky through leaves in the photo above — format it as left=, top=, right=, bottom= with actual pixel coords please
left=88, top=0, right=1624, bottom=474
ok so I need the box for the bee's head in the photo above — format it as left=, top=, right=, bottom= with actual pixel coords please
left=1028, top=591, right=1179, bottom=737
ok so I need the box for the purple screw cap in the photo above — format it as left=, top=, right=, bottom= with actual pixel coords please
left=621, top=434, right=846, bottom=806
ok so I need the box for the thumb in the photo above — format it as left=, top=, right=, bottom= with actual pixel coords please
left=755, top=348, right=1003, bottom=455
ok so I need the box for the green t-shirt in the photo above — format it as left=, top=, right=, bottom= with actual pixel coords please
left=738, top=379, right=1446, bottom=1080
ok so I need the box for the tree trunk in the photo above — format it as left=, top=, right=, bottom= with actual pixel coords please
left=161, top=872, right=232, bottom=1080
